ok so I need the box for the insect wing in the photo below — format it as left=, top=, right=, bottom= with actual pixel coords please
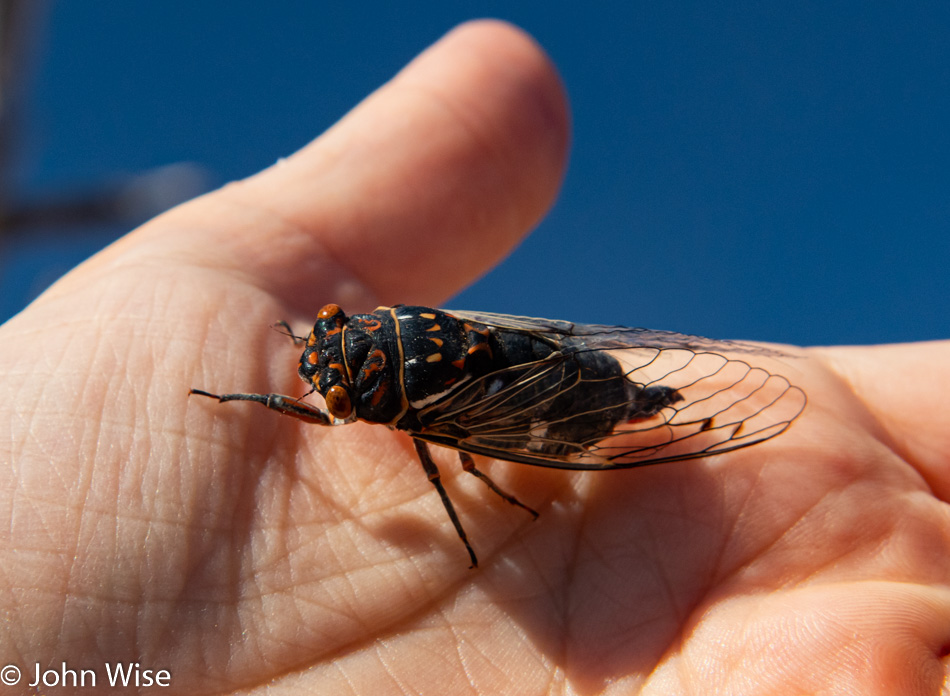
left=443, top=309, right=788, bottom=354
left=594, top=346, right=803, bottom=467
left=416, top=356, right=615, bottom=467
left=415, top=311, right=806, bottom=470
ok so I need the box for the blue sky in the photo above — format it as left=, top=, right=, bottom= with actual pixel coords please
left=3, top=2, right=948, bottom=345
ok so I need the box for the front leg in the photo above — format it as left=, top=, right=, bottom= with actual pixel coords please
left=189, top=389, right=333, bottom=425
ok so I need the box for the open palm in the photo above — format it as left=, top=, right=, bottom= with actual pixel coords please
left=2, top=21, right=948, bottom=696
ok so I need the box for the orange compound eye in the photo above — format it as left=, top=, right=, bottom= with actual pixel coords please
left=325, top=385, right=353, bottom=419
left=317, top=304, right=343, bottom=320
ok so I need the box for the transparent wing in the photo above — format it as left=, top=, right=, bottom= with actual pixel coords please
left=414, top=333, right=805, bottom=470
left=443, top=309, right=790, bottom=355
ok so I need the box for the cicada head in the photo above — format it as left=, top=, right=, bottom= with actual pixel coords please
left=298, top=304, right=401, bottom=424
left=296, top=304, right=353, bottom=420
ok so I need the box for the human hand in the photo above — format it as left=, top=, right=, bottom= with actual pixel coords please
left=2, top=20, right=948, bottom=695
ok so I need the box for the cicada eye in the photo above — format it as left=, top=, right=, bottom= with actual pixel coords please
left=317, top=304, right=344, bottom=322
left=325, top=384, right=353, bottom=419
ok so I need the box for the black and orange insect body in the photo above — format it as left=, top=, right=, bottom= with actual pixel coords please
left=191, top=304, right=806, bottom=567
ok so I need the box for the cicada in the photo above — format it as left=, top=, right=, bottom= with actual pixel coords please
left=191, top=304, right=805, bottom=567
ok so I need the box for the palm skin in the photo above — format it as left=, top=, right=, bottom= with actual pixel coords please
left=1, top=20, right=948, bottom=696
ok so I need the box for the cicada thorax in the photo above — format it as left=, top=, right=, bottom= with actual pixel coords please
left=394, top=308, right=488, bottom=405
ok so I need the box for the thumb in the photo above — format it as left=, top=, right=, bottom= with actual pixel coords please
left=41, top=20, right=570, bottom=318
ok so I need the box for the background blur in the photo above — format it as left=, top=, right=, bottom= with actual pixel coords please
left=2, top=2, right=948, bottom=345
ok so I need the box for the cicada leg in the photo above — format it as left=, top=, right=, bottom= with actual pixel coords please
left=413, top=440, right=479, bottom=569
left=458, top=451, right=539, bottom=519
left=272, top=320, right=307, bottom=346
left=189, top=389, right=333, bottom=425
